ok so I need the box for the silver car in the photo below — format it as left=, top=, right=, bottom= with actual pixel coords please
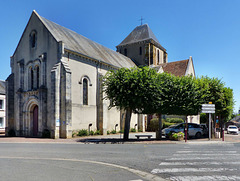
left=162, top=123, right=203, bottom=139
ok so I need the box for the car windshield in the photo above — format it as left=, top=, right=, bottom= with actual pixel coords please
left=168, top=124, right=178, bottom=128
left=229, top=126, right=237, bottom=129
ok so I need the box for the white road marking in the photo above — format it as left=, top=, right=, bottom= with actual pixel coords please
left=169, top=175, right=240, bottom=181
left=159, top=161, right=240, bottom=166
left=173, top=153, right=240, bottom=156
left=151, top=168, right=237, bottom=174
left=177, top=150, right=237, bottom=153
left=166, top=157, right=227, bottom=160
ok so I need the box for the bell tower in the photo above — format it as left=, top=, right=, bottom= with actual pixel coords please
left=116, top=24, right=167, bottom=66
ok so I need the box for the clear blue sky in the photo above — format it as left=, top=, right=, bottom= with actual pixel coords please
left=1, top=0, right=239, bottom=113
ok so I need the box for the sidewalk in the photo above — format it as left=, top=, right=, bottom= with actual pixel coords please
left=0, top=132, right=239, bottom=144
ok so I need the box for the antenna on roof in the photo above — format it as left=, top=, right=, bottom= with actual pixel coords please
left=139, top=16, right=144, bottom=25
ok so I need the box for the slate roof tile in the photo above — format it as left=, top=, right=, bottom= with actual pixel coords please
left=117, top=24, right=166, bottom=51
left=35, top=11, right=135, bottom=69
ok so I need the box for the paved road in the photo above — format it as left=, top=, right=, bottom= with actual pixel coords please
left=0, top=140, right=240, bottom=181
left=0, top=132, right=239, bottom=181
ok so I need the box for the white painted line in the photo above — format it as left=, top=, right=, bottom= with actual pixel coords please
left=177, top=150, right=237, bottom=153
left=173, top=153, right=240, bottom=156
left=169, top=175, right=240, bottom=181
left=166, top=157, right=228, bottom=161
left=151, top=168, right=237, bottom=174
left=159, top=161, right=240, bottom=166
left=0, top=156, right=166, bottom=181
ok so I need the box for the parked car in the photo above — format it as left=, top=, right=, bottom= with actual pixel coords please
left=227, top=125, right=238, bottom=135
left=162, top=123, right=203, bottom=139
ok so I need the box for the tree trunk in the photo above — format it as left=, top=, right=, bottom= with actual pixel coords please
left=123, top=108, right=132, bottom=141
left=156, top=113, right=162, bottom=140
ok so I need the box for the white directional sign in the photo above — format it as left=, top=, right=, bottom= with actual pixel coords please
left=202, top=104, right=215, bottom=113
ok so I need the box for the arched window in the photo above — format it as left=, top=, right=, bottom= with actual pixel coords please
left=30, top=31, right=37, bottom=48
left=124, top=48, right=127, bottom=56
left=83, top=78, right=88, bottom=105
left=139, top=47, right=142, bottom=55
left=36, top=66, right=40, bottom=89
left=32, top=33, right=36, bottom=48
left=29, top=67, right=34, bottom=90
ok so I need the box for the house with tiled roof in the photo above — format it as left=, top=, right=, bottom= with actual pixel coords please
left=0, top=80, right=6, bottom=133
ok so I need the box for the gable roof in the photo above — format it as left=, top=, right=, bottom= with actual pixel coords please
left=0, top=80, right=6, bottom=95
left=154, top=59, right=192, bottom=77
left=117, top=24, right=166, bottom=51
left=34, top=11, right=135, bottom=69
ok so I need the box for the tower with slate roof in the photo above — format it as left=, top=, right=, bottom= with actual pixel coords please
left=116, top=24, right=168, bottom=66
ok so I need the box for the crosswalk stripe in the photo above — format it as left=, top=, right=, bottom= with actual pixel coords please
left=169, top=175, right=240, bottom=181
left=166, top=157, right=229, bottom=161
left=177, top=150, right=237, bottom=153
left=159, top=161, right=240, bottom=165
left=151, top=168, right=237, bottom=174
left=173, top=153, right=239, bottom=156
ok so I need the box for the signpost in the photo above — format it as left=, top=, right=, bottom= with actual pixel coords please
left=202, top=103, right=215, bottom=140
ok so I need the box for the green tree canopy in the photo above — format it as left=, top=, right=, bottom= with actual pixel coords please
left=103, top=66, right=159, bottom=140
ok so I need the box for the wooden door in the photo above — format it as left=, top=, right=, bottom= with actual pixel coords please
left=33, top=106, right=38, bottom=136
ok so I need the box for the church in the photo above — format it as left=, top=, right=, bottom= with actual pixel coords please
left=6, top=10, right=196, bottom=138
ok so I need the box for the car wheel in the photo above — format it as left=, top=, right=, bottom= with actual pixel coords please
left=195, top=132, right=201, bottom=139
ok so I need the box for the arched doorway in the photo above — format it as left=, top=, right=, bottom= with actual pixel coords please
left=33, top=105, right=38, bottom=137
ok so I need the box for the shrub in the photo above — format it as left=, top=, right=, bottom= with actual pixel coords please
left=110, top=130, right=117, bottom=134
left=163, top=122, right=175, bottom=129
left=148, top=118, right=160, bottom=131
left=89, top=130, right=94, bottom=136
left=77, top=129, right=88, bottom=136
left=130, top=128, right=136, bottom=132
left=94, top=130, right=101, bottom=135
left=72, top=130, right=78, bottom=137
left=166, top=118, right=184, bottom=123
left=138, top=129, right=143, bottom=132
left=107, top=131, right=110, bottom=135
left=42, top=129, right=50, bottom=138
left=119, top=130, right=124, bottom=133
left=148, top=118, right=176, bottom=131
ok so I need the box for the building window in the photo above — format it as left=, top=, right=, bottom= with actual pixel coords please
left=157, top=50, right=160, bottom=64
left=32, top=33, right=36, bottom=48
left=0, top=100, right=3, bottom=110
left=36, top=66, right=40, bottom=89
left=163, top=53, right=167, bottom=63
left=83, top=78, right=88, bottom=105
left=31, top=68, right=34, bottom=90
left=124, top=48, right=127, bottom=56
left=30, top=31, right=37, bottom=48
left=0, top=117, right=3, bottom=128
left=139, top=47, right=142, bottom=55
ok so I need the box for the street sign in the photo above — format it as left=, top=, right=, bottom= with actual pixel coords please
left=201, top=103, right=215, bottom=141
left=202, top=104, right=215, bottom=113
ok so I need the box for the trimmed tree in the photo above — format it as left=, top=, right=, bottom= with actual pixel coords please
left=102, top=66, right=159, bottom=140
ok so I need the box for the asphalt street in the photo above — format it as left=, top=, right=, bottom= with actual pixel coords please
left=0, top=138, right=240, bottom=181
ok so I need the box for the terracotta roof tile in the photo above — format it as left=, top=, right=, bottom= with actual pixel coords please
left=159, top=59, right=189, bottom=76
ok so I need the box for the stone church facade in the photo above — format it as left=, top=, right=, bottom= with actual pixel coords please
left=6, top=11, right=197, bottom=138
